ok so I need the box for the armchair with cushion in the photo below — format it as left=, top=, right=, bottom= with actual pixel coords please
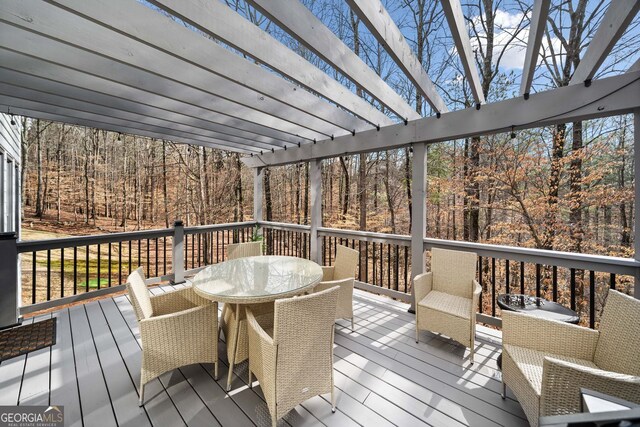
left=314, top=245, right=359, bottom=331
left=246, top=286, right=339, bottom=427
left=126, top=267, right=218, bottom=406
left=502, top=290, right=640, bottom=427
left=414, top=248, right=481, bottom=364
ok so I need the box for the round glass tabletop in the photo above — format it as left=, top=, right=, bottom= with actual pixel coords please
left=189, top=255, right=323, bottom=304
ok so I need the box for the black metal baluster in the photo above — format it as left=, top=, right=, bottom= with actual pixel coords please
left=365, top=241, right=370, bottom=283
left=97, top=244, right=101, bottom=290
left=395, top=245, right=399, bottom=291
left=73, top=247, right=77, bottom=295
left=552, top=266, right=558, bottom=301
left=372, top=242, right=377, bottom=286
left=32, top=252, right=37, bottom=304
left=216, top=231, right=220, bottom=262
left=491, top=257, right=496, bottom=317
left=520, top=262, right=525, bottom=294
left=535, top=264, right=541, bottom=298
left=505, top=259, right=510, bottom=294
left=128, top=240, right=132, bottom=274
left=163, top=237, right=167, bottom=275
left=155, top=237, right=158, bottom=277
left=146, top=239, right=151, bottom=277
left=589, top=271, right=596, bottom=328
left=570, top=268, right=576, bottom=311
left=47, top=249, right=51, bottom=301
left=86, top=245, right=90, bottom=293
left=60, top=248, right=65, bottom=298
left=404, top=246, right=408, bottom=292
left=379, top=242, right=383, bottom=288
left=108, top=243, right=112, bottom=287
left=609, top=273, right=616, bottom=290
left=387, top=244, right=391, bottom=289
left=118, top=241, right=122, bottom=285
left=191, top=234, right=195, bottom=268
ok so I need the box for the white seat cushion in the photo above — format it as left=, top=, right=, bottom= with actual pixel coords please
left=418, top=290, right=472, bottom=319
left=503, top=344, right=597, bottom=395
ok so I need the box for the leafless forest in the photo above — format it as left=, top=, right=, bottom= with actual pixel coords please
left=16, top=0, right=640, bottom=320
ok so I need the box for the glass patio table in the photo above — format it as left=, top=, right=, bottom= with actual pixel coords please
left=188, top=255, right=323, bottom=390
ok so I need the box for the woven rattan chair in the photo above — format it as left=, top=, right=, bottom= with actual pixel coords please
left=314, top=245, right=359, bottom=330
left=221, top=241, right=273, bottom=379
left=502, top=290, right=640, bottom=427
left=126, top=267, right=218, bottom=406
left=227, top=241, right=262, bottom=259
left=414, top=248, right=481, bottom=364
left=246, top=286, right=339, bottom=427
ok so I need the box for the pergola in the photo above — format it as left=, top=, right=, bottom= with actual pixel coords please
left=1, top=0, right=640, bottom=307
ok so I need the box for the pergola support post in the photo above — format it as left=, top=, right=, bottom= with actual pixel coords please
left=310, top=159, right=322, bottom=264
left=253, top=167, right=264, bottom=238
left=409, top=143, right=427, bottom=313
left=172, top=220, right=185, bottom=284
left=634, top=110, right=640, bottom=300
left=0, top=232, right=20, bottom=329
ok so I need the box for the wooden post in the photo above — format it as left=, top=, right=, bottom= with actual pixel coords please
left=310, top=159, right=322, bottom=263
left=172, top=220, right=185, bottom=284
left=634, top=110, right=640, bottom=299
left=410, top=143, right=427, bottom=312
left=0, top=232, right=20, bottom=328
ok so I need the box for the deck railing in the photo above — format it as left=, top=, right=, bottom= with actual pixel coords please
left=14, top=220, right=640, bottom=328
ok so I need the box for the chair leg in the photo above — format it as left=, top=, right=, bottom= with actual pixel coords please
left=350, top=317, right=354, bottom=332
left=415, top=326, right=419, bottom=344
left=501, top=381, right=506, bottom=399
left=138, top=383, right=145, bottom=407
left=248, top=369, right=253, bottom=389
left=331, top=386, right=336, bottom=413
left=213, top=361, right=219, bottom=381
left=469, top=343, right=475, bottom=365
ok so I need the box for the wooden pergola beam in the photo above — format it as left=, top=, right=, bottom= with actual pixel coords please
left=150, top=0, right=392, bottom=128
left=519, top=0, right=551, bottom=97
left=441, top=0, right=485, bottom=106
left=243, top=71, right=640, bottom=167
left=346, top=0, right=448, bottom=113
left=245, top=0, right=420, bottom=121
left=570, top=0, right=640, bottom=86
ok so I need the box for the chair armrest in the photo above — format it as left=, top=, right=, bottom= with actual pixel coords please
left=315, top=277, right=353, bottom=293
left=321, top=266, right=335, bottom=282
left=502, top=311, right=598, bottom=360
left=140, top=304, right=217, bottom=345
left=413, top=272, right=433, bottom=305
left=471, top=280, right=481, bottom=314
left=150, top=286, right=212, bottom=316
left=541, top=357, right=640, bottom=417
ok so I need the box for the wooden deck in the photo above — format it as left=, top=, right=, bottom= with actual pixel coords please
left=0, top=286, right=529, bottom=427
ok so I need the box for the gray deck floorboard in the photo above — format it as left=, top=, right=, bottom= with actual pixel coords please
left=0, top=289, right=529, bottom=426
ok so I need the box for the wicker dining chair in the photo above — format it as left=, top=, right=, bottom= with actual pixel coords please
left=126, top=267, right=218, bottom=406
left=221, top=241, right=272, bottom=369
left=314, top=245, right=359, bottom=330
left=246, top=286, right=340, bottom=427
left=414, top=248, right=481, bottom=364
left=502, top=290, right=640, bottom=427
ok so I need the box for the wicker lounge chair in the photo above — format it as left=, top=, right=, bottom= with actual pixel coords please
left=502, top=289, right=640, bottom=426
left=414, top=248, right=481, bottom=364
left=314, top=245, right=359, bottom=330
left=227, top=241, right=262, bottom=259
left=126, top=267, right=218, bottom=406
left=246, top=286, right=339, bottom=427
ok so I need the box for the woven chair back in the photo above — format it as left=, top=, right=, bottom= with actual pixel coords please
left=332, top=245, right=359, bottom=280
left=126, top=267, right=153, bottom=320
left=227, top=241, right=262, bottom=260
left=272, top=287, right=339, bottom=412
left=431, top=248, right=477, bottom=299
left=594, top=290, right=640, bottom=375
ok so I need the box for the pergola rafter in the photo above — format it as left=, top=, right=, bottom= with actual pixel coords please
left=245, top=0, right=421, bottom=121
left=346, top=0, right=448, bottom=113
left=0, top=31, right=306, bottom=146
left=569, top=0, right=640, bottom=86
left=48, top=0, right=369, bottom=137
left=519, top=0, right=551, bottom=97
left=441, top=0, right=485, bottom=106
left=149, top=0, right=393, bottom=129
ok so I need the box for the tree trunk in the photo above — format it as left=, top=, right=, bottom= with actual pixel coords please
left=568, top=121, right=583, bottom=252
left=35, top=119, right=43, bottom=218
left=162, top=140, right=169, bottom=228
left=358, top=153, right=366, bottom=230
left=339, top=157, right=349, bottom=219
left=264, top=167, right=273, bottom=221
